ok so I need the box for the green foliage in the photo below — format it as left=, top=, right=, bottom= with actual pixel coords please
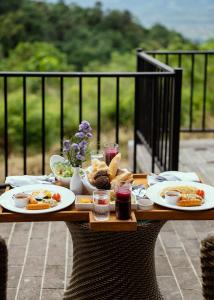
left=4, top=42, right=68, bottom=71
left=0, top=0, right=195, bottom=69
left=0, top=0, right=213, bottom=154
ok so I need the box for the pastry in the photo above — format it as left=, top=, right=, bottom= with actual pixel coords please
left=109, top=153, right=121, bottom=180
left=26, top=203, right=51, bottom=210
left=111, top=171, right=132, bottom=187
left=177, top=193, right=204, bottom=207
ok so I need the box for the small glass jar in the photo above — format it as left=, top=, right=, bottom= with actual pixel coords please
left=115, top=181, right=131, bottom=220
left=93, top=190, right=110, bottom=221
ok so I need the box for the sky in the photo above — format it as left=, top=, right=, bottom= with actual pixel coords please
left=60, top=0, right=214, bottom=41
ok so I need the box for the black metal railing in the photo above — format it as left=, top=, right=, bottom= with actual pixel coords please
left=134, top=50, right=182, bottom=172
left=0, top=66, right=179, bottom=178
left=146, top=50, right=214, bottom=133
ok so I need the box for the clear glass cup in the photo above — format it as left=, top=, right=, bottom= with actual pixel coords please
left=114, top=181, right=131, bottom=220
left=104, top=143, right=119, bottom=165
left=93, top=190, right=110, bottom=221
left=90, top=150, right=104, bottom=164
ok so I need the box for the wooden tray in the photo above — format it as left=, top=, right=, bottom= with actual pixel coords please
left=1, top=173, right=214, bottom=224
left=75, top=194, right=137, bottom=211
left=89, top=211, right=137, bottom=232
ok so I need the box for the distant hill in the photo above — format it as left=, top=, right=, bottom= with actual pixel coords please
left=70, top=0, right=214, bottom=42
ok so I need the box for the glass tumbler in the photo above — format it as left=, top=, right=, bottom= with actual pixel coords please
left=93, top=190, right=110, bottom=221
left=115, top=181, right=131, bottom=220
left=104, top=143, right=119, bottom=165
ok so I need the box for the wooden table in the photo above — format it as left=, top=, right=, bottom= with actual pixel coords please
left=0, top=175, right=214, bottom=226
left=1, top=175, right=213, bottom=300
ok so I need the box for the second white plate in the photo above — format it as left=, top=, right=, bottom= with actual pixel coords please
left=146, top=181, right=214, bottom=211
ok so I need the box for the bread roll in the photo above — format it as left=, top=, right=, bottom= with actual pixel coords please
left=177, top=199, right=202, bottom=207
left=109, top=153, right=121, bottom=180
left=111, top=171, right=132, bottom=186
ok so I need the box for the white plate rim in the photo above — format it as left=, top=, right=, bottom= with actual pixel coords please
left=0, top=184, right=75, bottom=214
left=146, top=181, right=214, bottom=211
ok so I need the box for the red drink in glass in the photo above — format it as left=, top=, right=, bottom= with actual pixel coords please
left=115, top=183, right=131, bottom=220
left=104, top=143, right=119, bottom=165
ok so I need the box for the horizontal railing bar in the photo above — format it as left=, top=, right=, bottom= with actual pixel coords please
left=180, top=128, right=214, bottom=132
left=0, top=71, right=174, bottom=77
left=146, top=50, right=214, bottom=55
left=137, top=51, right=175, bottom=73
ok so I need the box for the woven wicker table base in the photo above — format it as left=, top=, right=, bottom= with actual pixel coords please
left=64, top=221, right=165, bottom=300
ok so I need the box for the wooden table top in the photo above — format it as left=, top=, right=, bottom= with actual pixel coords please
left=0, top=174, right=214, bottom=231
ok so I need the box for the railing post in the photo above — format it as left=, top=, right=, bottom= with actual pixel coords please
left=4, top=76, right=8, bottom=178
left=170, top=68, right=182, bottom=170
left=134, top=48, right=142, bottom=172
left=151, top=76, right=157, bottom=172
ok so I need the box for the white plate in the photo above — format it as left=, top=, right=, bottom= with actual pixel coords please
left=0, top=184, right=75, bottom=214
left=146, top=181, right=214, bottom=211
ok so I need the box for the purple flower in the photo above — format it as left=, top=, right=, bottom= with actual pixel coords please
left=63, top=140, right=71, bottom=152
left=79, top=140, right=88, bottom=150
left=75, top=132, right=85, bottom=139
left=71, top=143, right=79, bottom=151
left=80, top=148, right=86, bottom=156
left=79, top=120, right=92, bottom=133
left=76, top=153, right=84, bottom=161
left=86, top=132, right=93, bottom=138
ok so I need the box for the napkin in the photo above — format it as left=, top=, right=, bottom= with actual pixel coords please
left=5, top=175, right=55, bottom=187
left=147, top=171, right=200, bottom=186
left=132, top=184, right=148, bottom=200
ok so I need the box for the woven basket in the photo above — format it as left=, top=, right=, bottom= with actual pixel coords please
left=0, top=237, right=7, bottom=300
left=201, top=235, right=214, bottom=300
left=64, top=221, right=165, bottom=300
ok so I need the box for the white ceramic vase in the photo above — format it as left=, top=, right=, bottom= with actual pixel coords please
left=70, top=167, right=83, bottom=195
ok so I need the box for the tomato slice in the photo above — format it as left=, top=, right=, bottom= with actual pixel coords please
left=196, top=189, right=205, bottom=198
left=52, top=193, right=61, bottom=201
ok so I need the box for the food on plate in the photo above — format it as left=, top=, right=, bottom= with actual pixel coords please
left=109, top=153, right=121, bottom=180
left=26, top=203, right=51, bottom=210
left=53, top=161, right=73, bottom=177
left=13, top=193, right=29, bottom=208
left=196, top=189, right=205, bottom=198
left=52, top=193, right=61, bottom=202
left=79, top=197, right=92, bottom=204
left=28, top=195, right=38, bottom=204
left=13, top=189, right=61, bottom=210
left=177, top=193, right=204, bottom=207
left=32, top=190, right=52, bottom=200
left=160, top=185, right=198, bottom=197
left=160, top=185, right=205, bottom=207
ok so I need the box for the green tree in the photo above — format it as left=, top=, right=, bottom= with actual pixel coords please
left=5, top=42, right=68, bottom=71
